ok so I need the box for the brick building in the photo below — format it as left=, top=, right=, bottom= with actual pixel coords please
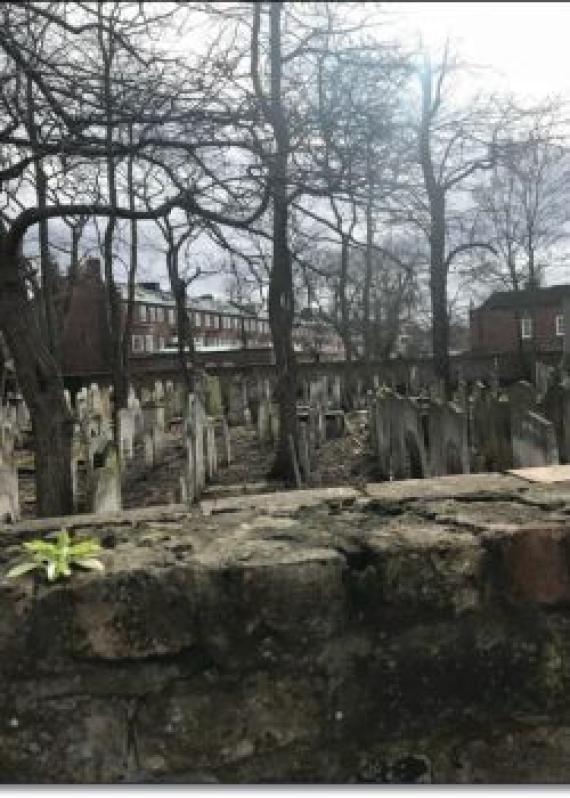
left=61, top=258, right=344, bottom=376
left=123, top=281, right=273, bottom=355
left=469, top=285, right=570, bottom=354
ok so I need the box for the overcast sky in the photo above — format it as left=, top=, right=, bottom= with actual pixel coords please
left=389, top=2, right=570, bottom=102
left=35, top=3, right=570, bottom=300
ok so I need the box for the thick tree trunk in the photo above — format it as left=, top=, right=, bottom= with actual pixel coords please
left=267, top=1, right=298, bottom=482
left=0, top=240, right=73, bottom=516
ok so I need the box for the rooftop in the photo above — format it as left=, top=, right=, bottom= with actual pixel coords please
left=116, top=282, right=266, bottom=319
left=478, top=284, right=570, bottom=311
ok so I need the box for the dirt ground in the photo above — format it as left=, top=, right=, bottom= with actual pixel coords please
left=16, top=410, right=379, bottom=518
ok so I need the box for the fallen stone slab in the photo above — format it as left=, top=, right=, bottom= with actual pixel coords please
left=363, top=473, right=527, bottom=502
left=2, top=503, right=189, bottom=537
left=508, top=464, right=570, bottom=484
left=200, top=486, right=360, bottom=516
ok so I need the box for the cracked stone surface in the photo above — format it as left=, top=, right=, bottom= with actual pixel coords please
left=3, top=476, right=570, bottom=782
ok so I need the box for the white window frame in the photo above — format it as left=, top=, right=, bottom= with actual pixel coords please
left=521, top=316, right=533, bottom=340
left=556, top=314, right=565, bottom=337
left=132, top=334, right=144, bottom=353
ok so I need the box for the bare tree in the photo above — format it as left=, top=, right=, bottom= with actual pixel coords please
left=413, top=46, right=499, bottom=394
left=0, top=2, right=269, bottom=515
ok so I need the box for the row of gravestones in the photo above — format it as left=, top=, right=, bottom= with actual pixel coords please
left=255, top=396, right=346, bottom=486
left=469, top=380, right=562, bottom=471
left=75, top=379, right=231, bottom=514
left=223, top=374, right=347, bottom=428
left=370, top=389, right=470, bottom=480
left=370, top=379, right=567, bottom=482
left=0, top=376, right=232, bottom=521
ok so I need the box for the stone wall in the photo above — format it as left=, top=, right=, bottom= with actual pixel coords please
left=3, top=474, right=570, bottom=784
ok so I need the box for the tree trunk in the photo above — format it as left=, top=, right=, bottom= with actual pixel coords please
left=268, top=0, right=298, bottom=481
left=362, top=137, right=374, bottom=388
left=419, top=57, right=451, bottom=397
left=119, top=123, right=139, bottom=413
left=429, top=191, right=450, bottom=393
left=339, top=235, right=353, bottom=362
left=339, top=233, right=356, bottom=410
left=0, top=239, right=73, bottom=516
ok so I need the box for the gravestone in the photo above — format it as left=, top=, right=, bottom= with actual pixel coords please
left=228, top=378, right=248, bottom=426
left=508, top=380, right=537, bottom=416
left=144, top=433, right=154, bottom=468
left=118, top=408, right=135, bottom=462
left=152, top=426, right=165, bottom=466
left=511, top=410, right=559, bottom=468
left=428, top=400, right=470, bottom=477
left=220, top=417, right=231, bottom=466
left=542, top=383, right=570, bottom=463
left=0, top=435, right=19, bottom=523
left=91, top=443, right=121, bottom=513
left=298, top=422, right=311, bottom=482
left=373, top=390, right=428, bottom=481
left=188, top=393, right=206, bottom=497
left=471, top=386, right=512, bottom=472
left=205, top=376, right=223, bottom=417
left=535, top=361, right=552, bottom=399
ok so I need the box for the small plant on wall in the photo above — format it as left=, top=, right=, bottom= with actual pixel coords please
left=6, top=529, right=105, bottom=582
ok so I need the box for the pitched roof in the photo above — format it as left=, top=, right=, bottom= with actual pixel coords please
left=479, top=284, right=570, bottom=310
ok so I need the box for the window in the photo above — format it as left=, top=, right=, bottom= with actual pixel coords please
left=145, top=334, right=154, bottom=352
left=137, top=304, right=146, bottom=322
left=156, top=307, right=164, bottom=323
left=556, top=314, right=565, bottom=337
left=132, top=335, right=144, bottom=352
left=195, top=311, right=202, bottom=327
left=168, top=308, right=175, bottom=325
left=521, top=317, right=533, bottom=339
left=158, top=336, right=165, bottom=350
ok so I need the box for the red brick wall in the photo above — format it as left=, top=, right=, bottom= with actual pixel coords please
left=470, top=304, right=564, bottom=354
left=61, top=271, right=111, bottom=375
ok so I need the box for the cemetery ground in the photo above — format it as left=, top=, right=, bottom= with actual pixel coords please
left=15, top=410, right=376, bottom=519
